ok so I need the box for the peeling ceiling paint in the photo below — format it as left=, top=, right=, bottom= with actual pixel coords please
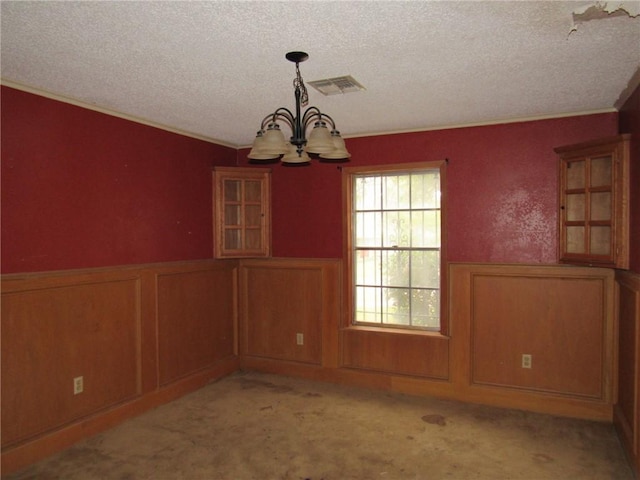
left=572, top=1, right=640, bottom=33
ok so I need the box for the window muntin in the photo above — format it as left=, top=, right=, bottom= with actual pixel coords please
left=351, top=167, right=442, bottom=330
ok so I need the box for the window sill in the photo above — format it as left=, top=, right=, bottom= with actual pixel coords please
left=342, top=324, right=449, bottom=340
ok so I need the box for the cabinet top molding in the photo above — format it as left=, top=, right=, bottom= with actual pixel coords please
left=554, top=134, right=631, bottom=154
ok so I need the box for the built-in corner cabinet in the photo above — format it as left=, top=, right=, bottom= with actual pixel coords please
left=555, top=134, right=631, bottom=269
left=212, top=167, right=271, bottom=258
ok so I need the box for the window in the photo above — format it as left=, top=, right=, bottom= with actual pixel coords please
left=344, top=161, right=446, bottom=332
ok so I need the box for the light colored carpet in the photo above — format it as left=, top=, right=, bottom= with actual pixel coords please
left=5, top=371, right=633, bottom=479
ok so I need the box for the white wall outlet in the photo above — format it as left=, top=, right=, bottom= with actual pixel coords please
left=73, top=376, right=84, bottom=395
left=296, top=333, right=304, bottom=346
left=521, top=354, right=532, bottom=369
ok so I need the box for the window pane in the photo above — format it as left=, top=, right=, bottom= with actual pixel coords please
left=382, top=287, right=410, bottom=326
left=356, top=250, right=381, bottom=285
left=412, top=289, right=440, bottom=328
left=383, top=175, right=411, bottom=210
left=411, top=172, right=440, bottom=208
left=355, top=176, right=381, bottom=211
left=382, top=250, right=410, bottom=287
left=383, top=211, right=411, bottom=247
left=355, top=212, right=381, bottom=247
left=355, top=286, right=381, bottom=324
left=411, top=251, right=440, bottom=288
left=411, top=210, right=440, bottom=248
left=383, top=176, right=398, bottom=209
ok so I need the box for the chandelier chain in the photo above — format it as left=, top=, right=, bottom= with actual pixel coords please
left=294, top=63, right=309, bottom=107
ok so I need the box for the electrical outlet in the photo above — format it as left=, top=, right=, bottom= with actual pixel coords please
left=73, top=376, right=84, bottom=395
left=296, top=333, right=304, bottom=345
left=521, top=354, right=532, bottom=369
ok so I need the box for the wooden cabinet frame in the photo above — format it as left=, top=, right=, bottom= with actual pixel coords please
left=212, top=167, right=271, bottom=258
left=555, top=135, right=630, bottom=269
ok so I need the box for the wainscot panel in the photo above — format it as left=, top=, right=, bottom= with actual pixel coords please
left=471, top=275, right=605, bottom=398
left=239, top=259, right=616, bottom=421
left=1, top=273, right=141, bottom=447
left=239, top=258, right=341, bottom=367
left=614, top=270, right=640, bottom=477
left=158, top=267, right=236, bottom=385
left=1, top=260, right=239, bottom=475
left=449, top=263, right=615, bottom=420
left=341, top=328, right=449, bottom=379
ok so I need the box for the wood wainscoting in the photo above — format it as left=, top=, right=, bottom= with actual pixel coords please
left=240, top=260, right=616, bottom=421
left=239, top=258, right=341, bottom=369
left=614, top=270, right=640, bottom=476
left=1, top=260, right=239, bottom=474
left=2, top=259, right=621, bottom=474
left=449, top=263, right=615, bottom=420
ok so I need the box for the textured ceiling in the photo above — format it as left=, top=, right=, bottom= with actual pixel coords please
left=1, top=1, right=639, bottom=148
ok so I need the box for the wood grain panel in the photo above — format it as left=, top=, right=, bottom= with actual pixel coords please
left=3, top=260, right=625, bottom=473
left=449, top=263, right=615, bottom=418
left=472, top=274, right=605, bottom=398
left=1, top=275, right=140, bottom=447
left=157, top=264, right=236, bottom=385
left=1, top=260, right=239, bottom=474
left=614, top=270, right=640, bottom=476
left=240, top=259, right=341, bottom=365
left=342, top=328, right=449, bottom=379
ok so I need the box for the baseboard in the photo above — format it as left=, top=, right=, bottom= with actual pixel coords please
left=240, top=356, right=611, bottom=421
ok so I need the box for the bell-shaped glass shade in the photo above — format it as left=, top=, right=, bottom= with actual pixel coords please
left=305, top=121, right=335, bottom=154
left=248, top=131, right=281, bottom=160
left=281, top=143, right=311, bottom=165
left=257, top=123, right=288, bottom=155
left=319, top=131, right=351, bottom=160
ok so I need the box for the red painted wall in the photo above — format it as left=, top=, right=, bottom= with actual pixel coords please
left=2, top=85, right=620, bottom=273
left=1, top=86, right=237, bottom=274
left=619, top=83, right=640, bottom=274
left=239, top=114, right=618, bottom=263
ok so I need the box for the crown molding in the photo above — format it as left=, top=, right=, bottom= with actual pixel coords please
left=3, top=79, right=618, bottom=152
left=1, top=79, right=237, bottom=149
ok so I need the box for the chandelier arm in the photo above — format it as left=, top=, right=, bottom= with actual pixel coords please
left=301, top=106, right=322, bottom=129
left=318, top=113, right=337, bottom=130
left=302, top=108, right=338, bottom=132
left=272, top=108, right=296, bottom=131
left=259, top=109, right=295, bottom=131
left=258, top=114, right=274, bottom=130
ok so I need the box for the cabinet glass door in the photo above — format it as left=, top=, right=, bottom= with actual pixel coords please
left=561, top=155, right=613, bottom=258
left=556, top=135, right=629, bottom=269
left=213, top=167, right=271, bottom=258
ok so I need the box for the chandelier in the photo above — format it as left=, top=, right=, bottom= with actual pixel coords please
left=247, top=51, right=351, bottom=165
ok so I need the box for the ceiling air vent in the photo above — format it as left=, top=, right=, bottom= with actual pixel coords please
left=308, top=76, right=366, bottom=96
